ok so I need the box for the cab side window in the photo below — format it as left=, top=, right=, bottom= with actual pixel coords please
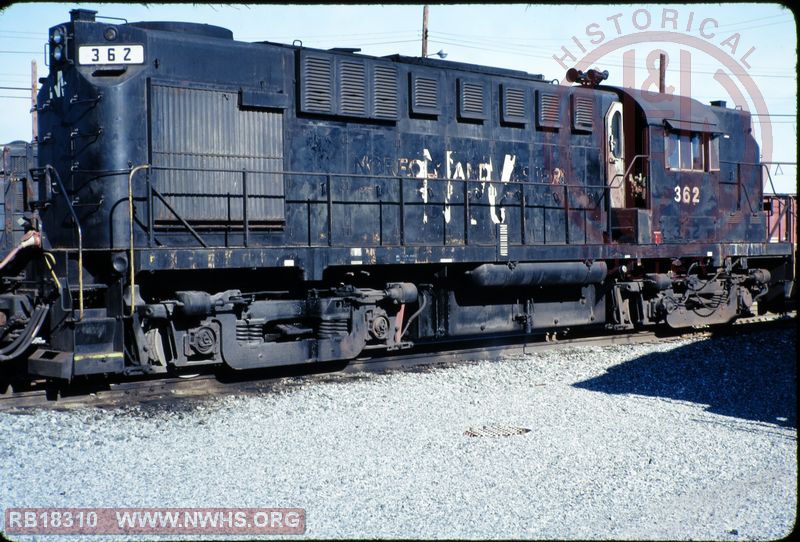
left=665, top=130, right=708, bottom=172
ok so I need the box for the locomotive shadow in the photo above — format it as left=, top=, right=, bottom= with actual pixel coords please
left=572, top=327, right=797, bottom=428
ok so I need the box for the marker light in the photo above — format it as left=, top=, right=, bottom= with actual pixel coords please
left=53, top=45, right=63, bottom=61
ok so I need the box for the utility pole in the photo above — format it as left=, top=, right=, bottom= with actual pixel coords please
left=658, top=52, right=666, bottom=94
left=31, top=60, right=38, bottom=141
left=421, top=4, right=428, bottom=57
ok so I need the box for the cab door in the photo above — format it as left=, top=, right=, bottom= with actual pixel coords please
left=606, top=102, right=625, bottom=209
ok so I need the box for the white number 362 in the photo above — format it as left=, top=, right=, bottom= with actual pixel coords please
left=674, top=185, right=700, bottom=205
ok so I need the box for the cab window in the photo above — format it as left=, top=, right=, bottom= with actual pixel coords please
left=665, top=130, right=707, bottom=172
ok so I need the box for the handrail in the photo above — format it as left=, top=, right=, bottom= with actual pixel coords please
left=607, top=154, right=650, bottom=190
left=761, top=163, right=780, bottom=197
left=605, top=154, right=650, bottom=240
left=740, top=182, right=756, bottom=214
left=128, top=164, right=150, bottom=316
left=118, top=161, right=653, bottom=255
left=767, top=198, right=791, bottom=242
left=137, top=164, right=605, bottom=190
left=44, top=164, right=84, bottom=320
left=147, top=183, right=209, bottom=247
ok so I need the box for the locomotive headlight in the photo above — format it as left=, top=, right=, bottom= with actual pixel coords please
left=53, top=45, right=64, bottom=62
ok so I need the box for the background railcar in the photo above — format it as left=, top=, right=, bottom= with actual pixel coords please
left=1, top=141, right=37, bottom=251
left=0, top=9, right=795, bottom=383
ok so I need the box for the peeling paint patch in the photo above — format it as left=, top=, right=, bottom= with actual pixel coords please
left=501, top=154, right=516, bottom=183
left=487, top=184, right=505, bottom=224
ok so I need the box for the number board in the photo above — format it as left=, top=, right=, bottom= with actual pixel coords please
left=77, top=45, right=144, bottom=65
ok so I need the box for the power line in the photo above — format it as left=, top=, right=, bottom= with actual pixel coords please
left=713, top=13, right=793, bottom=29
left=712, top=18, right=795, bottom=33
left=243, top=30, right=419, bottom=41
left=431, top=15, right=794, bottom=43
left=0, top=29, right=47, bottom=37
left=0, top=35, right=44, bottom=41
left=433, top=30, right=564, bottom=43
left=427, top=37, right=799, bottom=80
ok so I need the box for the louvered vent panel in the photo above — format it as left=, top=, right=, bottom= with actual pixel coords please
left=339, top=61, right=366, bottom=116
left=502, top=86, right=526, bottom=124
left=537, top=92, right=561, bottom=128
left=15, top=182, right=24, bottom=209
left=573, top=94, right=594, bottom=131
left=411, top=75, right=439, bottom=115
left=373, top=64, right=398, bottom=120
left=302, top=56, right=333, bottom=114
left=459, top=80, right=486, bottom=119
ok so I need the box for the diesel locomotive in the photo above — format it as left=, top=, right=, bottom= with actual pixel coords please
left=0, top=9, right=795, bottom=383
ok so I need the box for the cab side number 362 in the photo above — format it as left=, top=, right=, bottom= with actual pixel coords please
left=674, top=185, right=700, bottom=205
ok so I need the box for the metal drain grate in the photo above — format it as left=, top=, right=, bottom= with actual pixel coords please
left=464, top=425, right=531, bottom=437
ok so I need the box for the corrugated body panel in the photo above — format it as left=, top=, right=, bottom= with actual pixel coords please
left=373, top=64, right=398, bottom=120
left=502, top=85, right=526, bottom=124
left=411, top=74, right=439, bottom=115
left=301, top=55, right=333, bottom=114
left=459, top=80, right=486, bottom=120
left=339, top=60, right=367, bottom=116
left=150, top=83, right=284, bottom=224
left=537, top=91, right=561, bottom=129
left=572, top=94, right=594, bottom=131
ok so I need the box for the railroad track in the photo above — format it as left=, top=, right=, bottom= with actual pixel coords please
left=1, top=312, right=795, bottom=412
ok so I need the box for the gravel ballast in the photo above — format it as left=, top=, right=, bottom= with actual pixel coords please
left=1, top=327, right=795, bottom=540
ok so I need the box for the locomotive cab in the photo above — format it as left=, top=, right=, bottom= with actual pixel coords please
left=602, top=87, right=761, bottom=248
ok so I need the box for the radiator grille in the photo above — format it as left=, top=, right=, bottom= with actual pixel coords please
left=572, top=94, right=594, bottom=131
left=301, top=55, right=334, bottom=114
left=502, top=85, right=527, bottom=124
left=339, top=61, right=366, bottom=116
left=459, top=80, right=486, bottom=120
left=411, top=75, right=440, bottom=115
left=537, top=91, right=561, bottom=128
left=373, top=64, right=398, bottom=119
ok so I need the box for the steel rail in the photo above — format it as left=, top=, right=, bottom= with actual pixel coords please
left=1, top=313, right=794, bottom=412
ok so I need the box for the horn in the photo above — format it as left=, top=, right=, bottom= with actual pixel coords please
left=566, top=68, right=581, bottom=83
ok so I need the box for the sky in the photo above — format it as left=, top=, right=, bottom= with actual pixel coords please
left=0, top=2, right=796, bottom=193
